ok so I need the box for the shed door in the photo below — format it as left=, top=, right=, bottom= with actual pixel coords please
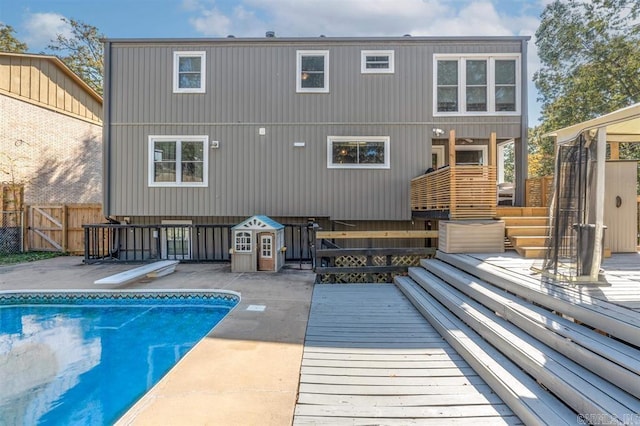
left=258, top=233, right=275, bottom=271
left=604, top=161, right=638, bottom=252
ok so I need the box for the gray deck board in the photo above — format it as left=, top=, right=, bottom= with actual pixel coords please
left=294, top=416, right=524, bottom=425
left=468, top=251, right=640, bottom=313
left=294, top=284, right=519, bottom=425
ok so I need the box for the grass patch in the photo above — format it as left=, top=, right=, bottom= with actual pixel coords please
left=0, top=251, right=65, bottom=265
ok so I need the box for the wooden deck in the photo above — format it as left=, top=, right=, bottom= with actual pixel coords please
left=294, top=284, right=522, bottom=425
left=466, top=251, right=640, bottom=311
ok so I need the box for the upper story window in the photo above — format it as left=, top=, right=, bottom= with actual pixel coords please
left=297, top=50, right=329, bottom=93
left=149, top=135, right=208, bottom=187
left=434, top=55, right=520, bottom=115
left=361, top=50, right=395, bottom=74
left=327, top=136, right=390, bottom=169
left=173, top=51, right=206, bottom=93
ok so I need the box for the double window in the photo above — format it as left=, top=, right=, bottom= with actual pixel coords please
left=434, top=55, right=519, bottom=115
left=297, top=50, right=329, bottom=93
left=173, top=51, right=206, bottom=93
left=361, top=50, right=394, bottom=74
left=327, top=136, right=390, bottom=169
left=148, top=136, right=208, bottom=187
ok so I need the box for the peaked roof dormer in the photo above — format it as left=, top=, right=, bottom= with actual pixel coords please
left=232, top=215, right=284, bottom=231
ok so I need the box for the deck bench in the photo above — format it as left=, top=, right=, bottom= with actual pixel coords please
left=94, top=260, right=179, bottom=285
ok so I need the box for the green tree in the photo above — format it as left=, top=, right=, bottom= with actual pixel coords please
left=0, top=24, right=28, bottom=53
left=533, top=0, right=640, bottom=186
left=47, top=18, right=104, bottom=95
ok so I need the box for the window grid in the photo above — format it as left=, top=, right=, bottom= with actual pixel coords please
left=297, top=50, right=329, bottom=93
left=261, top=236, right=273, bottom=258
left=434, top=55, right=520, bottom=115
left=361, top=50, right=395, bottom=74
left=173, top=51, right=206, bottom=93
left=235, top=231, right=252, bottom=253
left=148, top=136, right=208, bottom=187
left=327, top=136, right=390, bottom=169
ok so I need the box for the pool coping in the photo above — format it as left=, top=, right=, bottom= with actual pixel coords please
left=0, top=288, right=242, bottom=301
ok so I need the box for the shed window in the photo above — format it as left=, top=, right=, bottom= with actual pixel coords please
left=434, top=55, right=520, bottom=115
left=148, top=136, right=208, bottom=187
left=327, top=136, right=390, bottom=169
left=361, top=50, right=394, bottom=74
left=235, top=231, right=252, bottom=253
left=297, top=50, right=329, bottom=93
left=173, top=51, right=206, bottom=93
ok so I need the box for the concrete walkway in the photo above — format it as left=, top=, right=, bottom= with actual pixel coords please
left=0, top=256, right=315, bottom=425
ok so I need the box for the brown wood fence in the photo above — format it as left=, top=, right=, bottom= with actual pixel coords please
left=525, top=176, right=554, bottom=207
left=24, top=204, right=103, bottom=254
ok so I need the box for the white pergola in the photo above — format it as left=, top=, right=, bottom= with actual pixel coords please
left=546, top=103, right=640, bottom=279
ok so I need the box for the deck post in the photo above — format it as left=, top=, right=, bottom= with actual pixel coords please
left=448, top=130, right=456, bottom=217
left=489, top=132, right=497, bottom=167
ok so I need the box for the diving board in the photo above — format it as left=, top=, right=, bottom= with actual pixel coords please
left=94, top=260, right=179, bottom=285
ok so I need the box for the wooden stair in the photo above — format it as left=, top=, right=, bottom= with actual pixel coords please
left=395, top=251, right=640, bottom=424
left=496, top=207, right=550, bottom=258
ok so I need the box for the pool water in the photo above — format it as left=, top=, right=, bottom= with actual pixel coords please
left=0, top=293, right=238, bottom=425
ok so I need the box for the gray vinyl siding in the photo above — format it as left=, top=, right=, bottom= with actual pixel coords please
left=105, top=37, right=527, bottom=221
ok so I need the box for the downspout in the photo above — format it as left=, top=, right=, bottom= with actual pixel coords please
left=517, top=38, right=529, bottom=206
left=102, top=40, right=118, bottom=224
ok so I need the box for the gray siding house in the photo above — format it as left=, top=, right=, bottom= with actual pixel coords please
left=102, top=35, right=529, bottom=230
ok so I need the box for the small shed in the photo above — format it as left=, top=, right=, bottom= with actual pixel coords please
left=231, top=215, right=285, bottom=272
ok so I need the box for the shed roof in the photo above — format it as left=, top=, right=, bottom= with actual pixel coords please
left=232, top=215, right=284, bottom=231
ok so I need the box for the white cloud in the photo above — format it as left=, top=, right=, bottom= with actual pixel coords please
left=188, top=1, right=266, bottom=37
left=23, top=12, right=72, bottom=51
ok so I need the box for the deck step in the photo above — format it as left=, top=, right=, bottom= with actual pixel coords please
left=496, top=206, right=549, bottom=217
left=509, top=235, right=549, bottom=247
left=395, top=276, right=576, bottom=426
left=421, top=259, right=640, bottom=399
left=499, top=216, right=549, bottom=227
left=435, top=252, right=640, bottom=347
left=404, top=266, right=640, bottom=421
left=515, top=246, right=548, bottom=258
left=505, top=225, right=550, bottom=237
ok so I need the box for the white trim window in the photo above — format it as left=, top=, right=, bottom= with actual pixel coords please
left=173, top=51, right=206, bottom=93
left=235, top=231, right=252, bottom=253
left=328, top=136, right=390, bottom=169
left=148, top=135, right=208, bottom=187
left=297, top=50, right=329, bottom=93
left=434, top=54, right=520, bottom=115
left=361, top=50, right=395, bottom=74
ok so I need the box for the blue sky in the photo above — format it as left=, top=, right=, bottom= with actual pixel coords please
left=0, top=0, right=550, bottom=122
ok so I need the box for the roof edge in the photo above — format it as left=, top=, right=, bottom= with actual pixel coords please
left=0, top=52, right=103, bottom=104
left=102, top=35, right=531, bottom=44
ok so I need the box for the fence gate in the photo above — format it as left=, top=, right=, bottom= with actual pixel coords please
left=26, top=204, right=103, bottom=253
left=28, top=206, right=64, bottom=251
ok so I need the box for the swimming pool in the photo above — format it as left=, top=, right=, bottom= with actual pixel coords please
left=0, top=290, right=239, bottom=425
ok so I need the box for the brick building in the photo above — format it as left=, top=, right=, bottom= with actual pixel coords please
left=0, top=52, right=102, bottom=204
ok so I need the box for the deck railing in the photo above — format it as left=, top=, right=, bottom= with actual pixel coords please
left=82, top=222, right=314, bottom=266
left=411, top=165, right=497, bottom=219
left=315, top=230, right=438, bottom=283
